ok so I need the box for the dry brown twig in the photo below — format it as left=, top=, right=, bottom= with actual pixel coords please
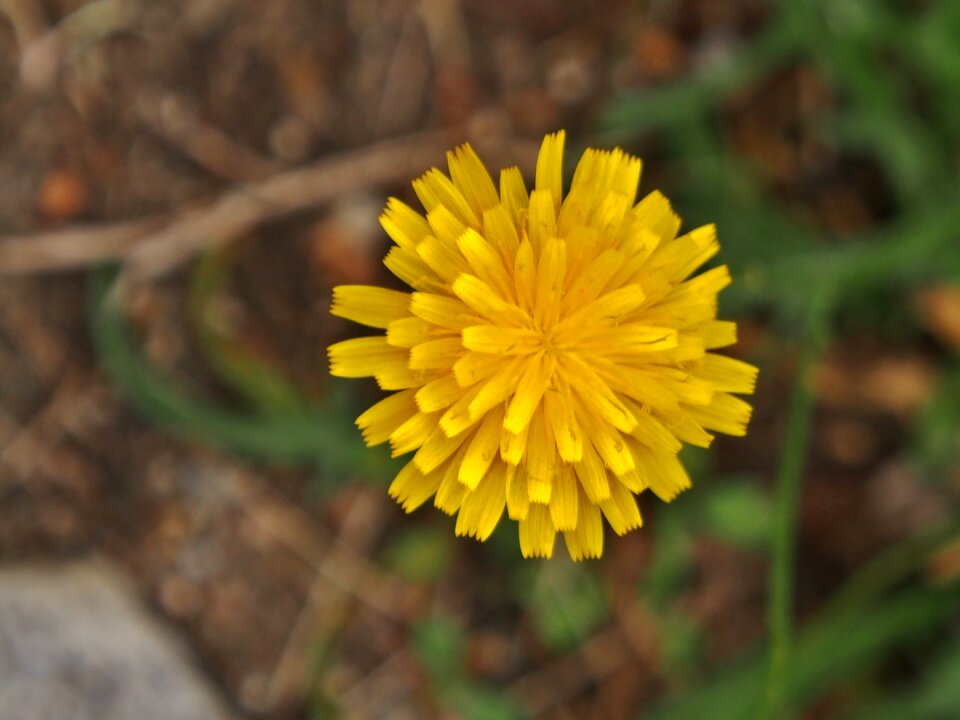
left=0, top=0, right=48, bottom=47
left=0, top=130, right=537, bottom=282
left=118, top=129, right=460, bottom=286
left=135, top=90, right=283, bottom=183
left=262, top=489, right=399, bottom=713
left=0, top=217, right=166, bottom=275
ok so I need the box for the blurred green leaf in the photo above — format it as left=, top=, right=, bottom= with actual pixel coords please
left=189, top=248, right=309, bottom=416
left=521, top=558, right=610, bottom=652
left=384, top=523, right=453, bottom=583
left=88, top=265, right=392, bottom=479
left=445, top=682, right=527, bottom=720
left=411, top=613, right=466, bottom=687
left=644, top=511, right=696, bottom=610
left=643, top=582, right=960, bottom=720
left=412, top=613, right=528, bottom=720
left=843, top=641, right=960, bottom=720
left=700, top=479, right=773, bottom=550
left=658, top=609, right=706, bottom=684
left=911, top=364, right=960, bottom=478
left=600, top=19, right=801, bottom=144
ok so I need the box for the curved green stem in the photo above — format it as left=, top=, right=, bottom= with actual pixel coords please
left=760, top=283, right=836, bottom=720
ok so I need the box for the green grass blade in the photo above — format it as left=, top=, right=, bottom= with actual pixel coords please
left=88, top=265, right=391, bottom=478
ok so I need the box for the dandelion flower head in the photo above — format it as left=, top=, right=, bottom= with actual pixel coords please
left=328, top=131, right=757, bottom=559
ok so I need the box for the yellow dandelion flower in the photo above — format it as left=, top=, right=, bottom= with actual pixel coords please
left=328, top=131, right=757, bottom=560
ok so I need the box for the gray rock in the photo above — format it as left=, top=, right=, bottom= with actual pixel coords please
left=0, top=561, right=234, bottom=720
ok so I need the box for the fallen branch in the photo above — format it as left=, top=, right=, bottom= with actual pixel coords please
left=0, top=129, right=537, bottom=279
left=119, top=130, right=461, bottom=285
left=0, top=217, right=165, bottom=274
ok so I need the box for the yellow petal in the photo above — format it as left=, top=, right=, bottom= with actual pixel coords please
left=389, top=411, right=440, bottom=456
left=384, top=246, right=444, bottom=292
left=580, top=412, right=634, bottom=477
left=620, top=398, right=683, bottom=454
left=666, top=413, right=714, bottom=448
left=513, top=239, right=536, bottom=314
left=435, top=444, right=470, bottom=515
left=543, top=384, right=583, bottom=463
left=456, top=231, right=515, bottom=300
left=455, top=461, right=506, bottom=540
left=506, top=464, right=529, bottom=520
left=573, top=440, right=610, bottom=503
left=528, top=475, right=552, bottom=504
left=696, top=320, right=738, bottom=349
left=535, top=130, right=565, bottom=213
left=600, top=480, right=642, bottom=535
left=426, top=202, right=466, bottom=245
left=503, top=352, right=555, bottom=434
left=413, top=168, right=479, bottom=228
left=549, top=464, right=578, bottom=531
left=387, top=317, right=435, bottom=348
left=686, top=392, right=753, bottom=437
left=468, top=355, right=525, bottom=420
left=452, top=351, right=503, bottom=387
left=328, top=337, right=407, bottom=378
left=356, top=388, right=419, bottom=446
left=534, top=237, right=566, bottom=330
left=375, top=364, right=434, bottom=391
left=462, top=325, right=541, bottom=355
left=500, top=422, right=529, bottom=465
left=415, top=374, right=464, bottom=412
left=410, top=293, right=478, bottom=330
left=519, top=503, right=556, bottom=558
left=563, top=489, right=603, bottom=561
left=439, top=384, right=485, bottom=437
left=632, top=190, right=680, bottom=243
left=459, top=406, right=505, bottom=490
left=483, top=204, right=520, bottom=261
left=413, top=423, right=469, bottom=474
left=562, top=354, right=637, bottom=434
left=635, top=447, right=691, bottom=502
left=693, top=354, right=759, bottom=394
left=527, top=189, right=557, bottom=255
left=409, top=337, right=464, bottom=370
left=452, top=273, right=528, bottom=326
left=388, top=460, right=442, bottom=512
left=526, top=404, right=556, bottom=483
left=561, top=248, right=624, bottom=314
left=417, top=234, right=470, bottom=283
left=499, top=166, right=529, bottom=223
left=381, top=197, right=430, bottom=251
left=331, top=286, right=411, bottom=329
left=447, top=144, right=499, bottom=214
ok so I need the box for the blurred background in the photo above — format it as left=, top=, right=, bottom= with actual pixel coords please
left=0, top=0, right=959, bottom=718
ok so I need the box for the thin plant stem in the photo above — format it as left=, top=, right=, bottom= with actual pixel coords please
left=760, top=283, right=836, bottom=720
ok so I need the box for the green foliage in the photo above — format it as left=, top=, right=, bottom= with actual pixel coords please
left=602, top=1, right=960, bottom=318
left=657, top=609, right=705, bottom=686
left=644, top=581, right=960, bottom=720
left=912, top=364, right=960, bottom=479
left=384, top=522, right=454, bottom=583
left=88, top=266, right=393, bottom=480
left=82, top=0, right=960, bottom=716
left=843, top=641, right=960, bottom=720
left=643, top=477, right=772, bottom=610
left=411, top=613, right=466, bottom=687
left=411, top=613, right=527, bottom=720
left=517, top=557, right=610, bottom=652
left=700, top=478, right=773, bottom=551
left=602, top=2, right=960, bottom=717
left=189, top=248, right=310, bottom=416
